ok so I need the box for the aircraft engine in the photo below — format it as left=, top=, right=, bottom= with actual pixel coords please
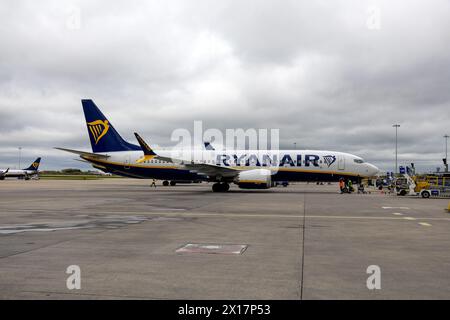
left=235, top=169, right=272, bottom=189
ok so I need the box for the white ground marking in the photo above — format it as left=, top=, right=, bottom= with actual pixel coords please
left=382, top=206, right=410, bottom=209
left=89, top=211, right=450, bottom=221
left=418, top=222, right=432, bottom=227
left=403, top=217, right=417, bottom=221
left=392, top=212, right=404, bottom=216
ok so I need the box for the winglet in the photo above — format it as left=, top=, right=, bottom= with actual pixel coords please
left=204, top=141, right=215, bottom=150
left=134, top=133, right=156, bottom=156
left=134, top=133, right=157, bottom=163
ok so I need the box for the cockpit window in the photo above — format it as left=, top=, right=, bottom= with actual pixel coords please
left=353, top=159, right=364, bottom=164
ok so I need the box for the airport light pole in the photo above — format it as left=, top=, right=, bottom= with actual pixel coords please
left=18, top=147, right=22, bottom=169
left=445, top=134, right=449, bottom=172
left=393, top=124, right=400, bottom=175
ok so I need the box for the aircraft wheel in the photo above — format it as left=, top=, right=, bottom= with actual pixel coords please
left=212, top=183, right=221, bottom=192
left=212, top=183, right=229, bottom=192
left=162, top=180, right=169, bottom=186
left=170, top=181, right=176, bottom=186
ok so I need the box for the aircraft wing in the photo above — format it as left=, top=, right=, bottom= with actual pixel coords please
left=182, top=162, right=238, bottom=178
left=133, top=133, right=240, bottom=179
left=54, top=147, right=110, bottom=160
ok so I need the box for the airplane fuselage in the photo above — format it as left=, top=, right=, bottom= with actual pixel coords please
left=0, top=169, right=38, bottom=179
left=83, top=149, right=379, bottom=182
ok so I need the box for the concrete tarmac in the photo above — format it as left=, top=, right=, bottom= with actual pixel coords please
left=0, top=179, right=449, bottom=299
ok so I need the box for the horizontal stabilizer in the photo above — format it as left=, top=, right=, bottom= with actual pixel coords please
left=54, top=147, right=110, bottom=159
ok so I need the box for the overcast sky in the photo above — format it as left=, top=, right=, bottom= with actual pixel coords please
left=1, top=0, right=449, bottom=172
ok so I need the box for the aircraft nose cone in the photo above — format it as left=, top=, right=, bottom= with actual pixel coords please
left=368, top=163, right=379, bottom=176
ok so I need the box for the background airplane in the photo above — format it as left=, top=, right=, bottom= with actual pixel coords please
left=0, top=158, right=41, bottom=180
left=57, top=100, right=379, bottom=192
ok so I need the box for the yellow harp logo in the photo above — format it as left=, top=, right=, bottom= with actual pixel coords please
left=87, top=120, right=110, bottom=144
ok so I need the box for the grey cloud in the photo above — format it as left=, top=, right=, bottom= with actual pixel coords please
left=0, top=0, right=449, bottom=172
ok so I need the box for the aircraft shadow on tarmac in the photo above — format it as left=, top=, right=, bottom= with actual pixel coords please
left=143, top=187, right=345, bottom=195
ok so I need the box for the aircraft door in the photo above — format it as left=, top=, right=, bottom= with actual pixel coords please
left=338, top=156, right=345, bottom=170
left=124, top=155, right=131, bottom=170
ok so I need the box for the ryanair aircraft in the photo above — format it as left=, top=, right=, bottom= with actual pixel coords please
left=0, top=158, right=41, bottom=180
left=57, top=100, right=379, bottom=192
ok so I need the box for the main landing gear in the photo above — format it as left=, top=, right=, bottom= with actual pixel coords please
left=212, top=182, right=230, bottom=192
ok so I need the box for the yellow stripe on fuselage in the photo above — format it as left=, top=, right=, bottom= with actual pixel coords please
left=239, top=180, right=267, bottom=184
left=136, top=155, right=155, bottom=164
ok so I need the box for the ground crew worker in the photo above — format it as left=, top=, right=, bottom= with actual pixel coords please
left=347, top=179, right=353, bottom=193
left=151, top=179, right=157, bottom=188
left=339, top=178, right=345, bottom=193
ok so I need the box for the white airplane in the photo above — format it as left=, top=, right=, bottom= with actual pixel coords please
left=0, top=158, right=41, bottom=180
left=57, top=100, right=379, bottom=192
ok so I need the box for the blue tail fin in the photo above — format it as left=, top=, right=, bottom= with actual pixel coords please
left=23, top=158, right=41, bottom=171
left=82, top=99, right=141, bottom=153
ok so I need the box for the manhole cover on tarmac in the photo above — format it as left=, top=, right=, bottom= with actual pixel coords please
left=176, top=243, right=248, bottom=255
